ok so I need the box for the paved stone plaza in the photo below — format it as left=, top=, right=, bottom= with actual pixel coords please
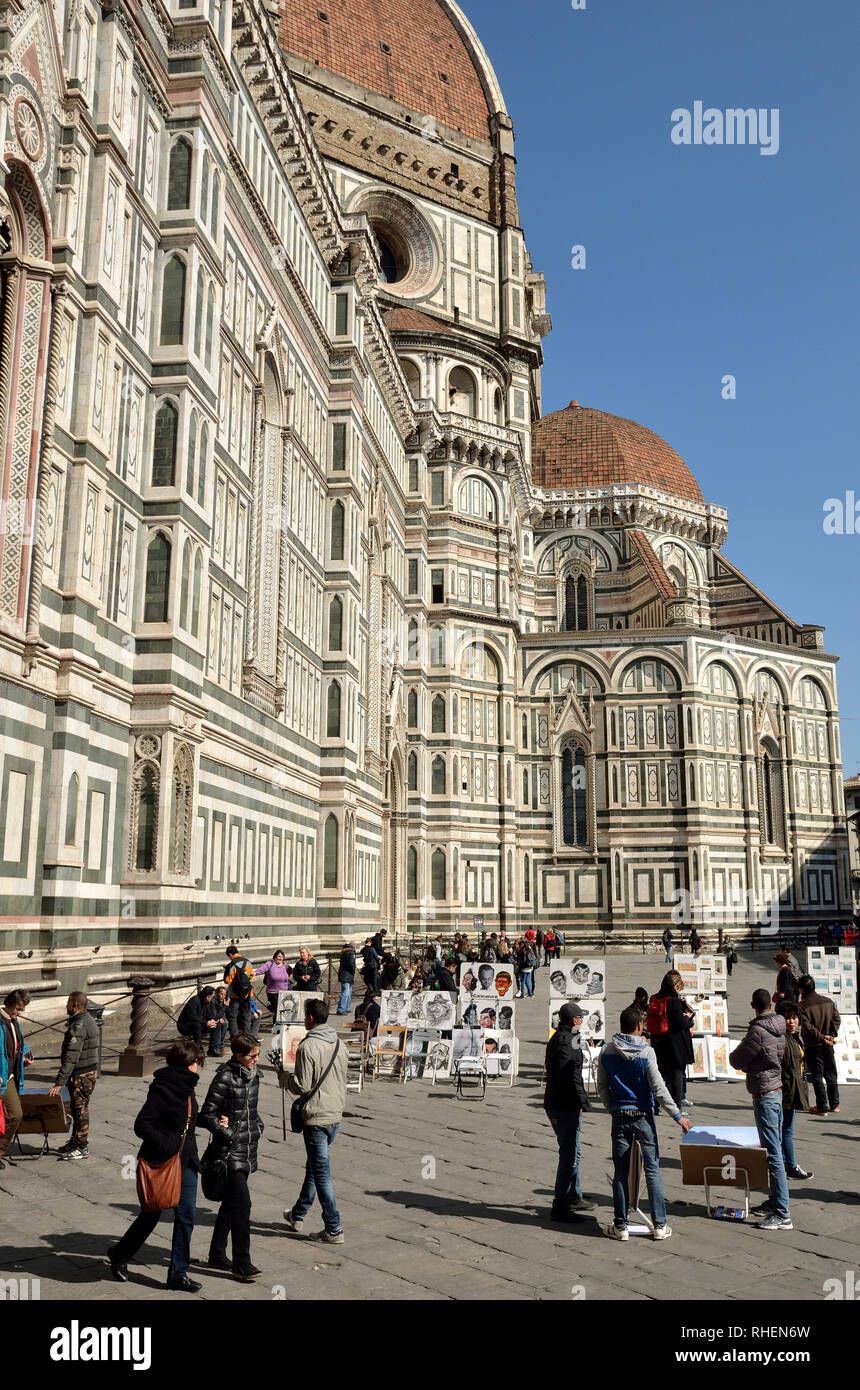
left=2, top=951, right=858, bottom=1302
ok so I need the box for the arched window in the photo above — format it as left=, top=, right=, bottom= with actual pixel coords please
left=459, top=476, right=497, bottom=521
left=431, top=847, right=446, bottom=900
left=562, top=744, right=587, bottom=846
left=564, top=572, right=590, bottom=631
left=197, top=425, right=208, bottom=507
left=324, top=814, right=339, bottom=888
left=330, top=501, right=344, bottom=560
left=135, top=765, right=158, bottom=870
left=493, top=388, right=503, bottom=425
left=431, top=755, right=445, bottom=795
left=407, top=845, right=418, bottom=899
left=186, top=411, right=198, bottom=495
left=401, top=358, right=421, bottom=399
left=762, top=748, right=779, bottom=844
left=448, top=366, right=476, bottom=416
left=64, top=773, right=79, bottom=846
left=430, top=625, right=445, bottom=666
left=143, top=534, right=171, bottom=623
left=506, top=762, right=512, bottom=800
left=328, top=594, right=343, bottom=650
left=523, top=854, right=530, bottom=902
left=408, top=619, right=420, bottom=663
left=432, top=694, right=446, bottom=732
left=205, top=283, right=215, bottom=367
left=160, top=255, right=186, bottom=345
left=407, top=689, right=418, bottom=727
left=507, top=850, right=513, bottom=900
left=522, top=713, right=528, bottom=748
left=522, top=768, right=529, bottom=804
left=152, top=400, right=178, bottom=487
left=191, top=549, right=202, bottom=638
left=407, top=750, right=418, bottom=790
left=171, top=744, right=193, bottom=875
left=194, top=268, right=204, bottom=358
left=326, top=681, right=341, bottom=737
left=167, top=139, right=192, bottom=210
left=180, top=538, right=192, bottom=629
left=210, top=171, right=220, bottom=236
left=200, top=155, right=209, bottom=224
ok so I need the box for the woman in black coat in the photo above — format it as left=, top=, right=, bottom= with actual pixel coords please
left=650, top=971, right=695, bottom=1109
left=108, top=1038, right=204, bottom=1291
left=199, top=1031, right=263, bottom=1282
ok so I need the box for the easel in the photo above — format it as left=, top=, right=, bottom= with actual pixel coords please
left=15, top=1093, right=69, bottom=1159
left=374, top=1025, right=408, bottom=1082
left=625, top=1139, right=654, bottom=1236
left=680, top=1139, right=769, bottom=1220
left=340, top=1031, right=366, bottom=1093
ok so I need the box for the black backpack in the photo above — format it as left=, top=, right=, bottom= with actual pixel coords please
left=225, top=956, right=252, bottom=997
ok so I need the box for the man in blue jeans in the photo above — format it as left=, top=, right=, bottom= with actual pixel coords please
left=543, top=1001, right=597, bottom=1221
left=598, top=1007, right=691, bottom=1240
left=730, top=989, right=791, bottom=1230
left=284, top=999, right=349, bottom=1243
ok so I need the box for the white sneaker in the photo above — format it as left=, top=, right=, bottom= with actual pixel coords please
left=605, top=1224, right=629, bottom=1241
left=283, top=1208, right=304, bottom=1232
left=307, top=1229, right=344, bottom=1244
left=652, top=1225, right=672, bottom=1240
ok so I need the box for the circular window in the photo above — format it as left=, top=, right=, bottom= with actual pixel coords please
left=349, top=187, right=442, bottom=299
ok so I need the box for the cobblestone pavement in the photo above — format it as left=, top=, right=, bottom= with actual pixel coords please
left=2, top=951, right=857, bottom=1302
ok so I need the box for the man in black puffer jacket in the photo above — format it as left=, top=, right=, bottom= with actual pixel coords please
left=199, top=1032, right=264, bottom=1282
left=543, top=1001, right=596, bottom=1223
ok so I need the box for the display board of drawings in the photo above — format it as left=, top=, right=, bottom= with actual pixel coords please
left=548, top=957, right=607, bottom=1084
left=268, top=985, right=516, bottom=1082
left=807, top=947, right=860, bottom=1084
left=675, top=954, right=744, bottom=1082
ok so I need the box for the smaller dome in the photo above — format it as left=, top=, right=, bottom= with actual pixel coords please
left=532, top=402, right=703, bottom=504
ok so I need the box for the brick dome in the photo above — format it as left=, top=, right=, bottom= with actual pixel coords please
left=532, top=402, right=704, bottom=504
left=277, top=0, right=499, bottom=142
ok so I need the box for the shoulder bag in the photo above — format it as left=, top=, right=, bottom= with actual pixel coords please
left=136, top=1097, right=191, bottom=1212
left=290, top=1038, right=340, bottom=1134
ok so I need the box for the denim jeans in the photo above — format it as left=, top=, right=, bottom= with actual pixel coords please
left=610, top=1113, right=667, bottom=1229
left=782, top=1106, right=798, bottom=1171
left=521, top=970, right=534, bottom=998
left=113, top=1165, right=198, bottom=1280
left=664, top=948, right=672, bottom=963
left=546, top=1109, right=582, bottom=1208
left=208, top=1020, right=227, bottom=1055
left=752, top=1091, right=790, bottom=1219
left=337, top=982, right=352, bottom=1014
left=293, top=1124, right=341, bottom=1233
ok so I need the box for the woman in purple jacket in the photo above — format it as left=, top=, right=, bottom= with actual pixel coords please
left=257, top=950, right=292, bottom=1021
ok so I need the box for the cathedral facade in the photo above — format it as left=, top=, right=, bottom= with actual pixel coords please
left=0, top=0, right=851, bottom=988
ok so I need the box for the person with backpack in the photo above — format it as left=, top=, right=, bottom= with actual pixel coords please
left=360, top=939, right=380, bottom=993
left=255, top=950, right=292, bottom=1021
left=480, top=936, right=498, bottom=964
left=517, top=938, right=537, bottom=998
left=199, top=1031, right=264, bottom=1281
left=543, top=929, right=557, bottom=966
left=598, top=1006, right=691, bottom=1240
left=223, top=945, right=254, bottom=1037
left=554, top=930, right=564, bottom=958
left=543, top=1000, right=597, bottom=1222
left=646, top=972, right=694, bottom=1110
left=662, top=926, right=674, bottom=963
left=108, top=1037, right=204, bottom=1291
left=283, top=998, right=348, bottom=1244
left=722, top=935, right=738, bottom=977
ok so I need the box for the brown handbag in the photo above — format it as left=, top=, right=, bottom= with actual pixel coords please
left=135, top=1097, right=192, bottom=1212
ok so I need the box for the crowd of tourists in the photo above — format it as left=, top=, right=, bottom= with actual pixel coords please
left=0, top=926, right=850, bottom=1288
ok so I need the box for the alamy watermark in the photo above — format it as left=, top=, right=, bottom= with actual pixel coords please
left=671, top=103, right=779, bottom=156
left=822, top=492, right=860, bottom=534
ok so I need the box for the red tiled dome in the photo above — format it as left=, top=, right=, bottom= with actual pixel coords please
left=532, top=402, right=703, bottom=504
left=278, top=1, right=496, bottom=142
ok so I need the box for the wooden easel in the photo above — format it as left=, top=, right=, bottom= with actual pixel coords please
left=374, top=1025, right=408, bottom=1082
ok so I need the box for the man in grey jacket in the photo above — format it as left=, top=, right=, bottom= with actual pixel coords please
left=48, top=993, right=99, bottom=1159
left=729, top=989, right=790, bottom=1231
left=283, top=998, right=348, bottom=1243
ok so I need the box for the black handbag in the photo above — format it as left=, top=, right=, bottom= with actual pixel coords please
left=199, top=1139, right=229, bottom=1201
left=290, top=1038, right=340, bottom=1134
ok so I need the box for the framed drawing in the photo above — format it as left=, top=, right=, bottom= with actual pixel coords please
left=707, top=1035, right=745, bottom=1081
left=380, top=990, right=412, bottom=1027
left=276, top=990, right=323, bottom=1024
left=580, top=1001, right=605, bottom=1043
left=687, top=1036, right=711, bottom=1081
left=422, top=992, right=457, bottom=1030
left=460, top=962, right=515, bottom=997
left=451, top=1026, right=482, bottom=1064
left=482, top=1029, right=515, bottom=1075
left=549, top=958, right=606, bottom=1000
left=279, top=1024, right=307, bottom=1071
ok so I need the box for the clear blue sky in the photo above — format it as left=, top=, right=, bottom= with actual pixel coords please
left=464, top=0, right=860, bottom=774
